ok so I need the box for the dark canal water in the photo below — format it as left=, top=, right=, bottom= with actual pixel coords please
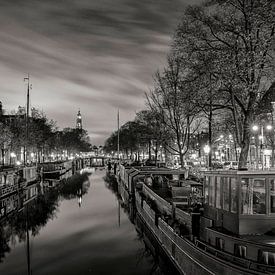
left=0, top=169, right=178, bottom=275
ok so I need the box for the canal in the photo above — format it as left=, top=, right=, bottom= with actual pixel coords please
left=0, top=169, right=178, bottom=275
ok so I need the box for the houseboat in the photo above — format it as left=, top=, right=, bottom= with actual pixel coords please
left=0, top=166, right=38, bottom=219
left=116, top=165, right=275, bottom=274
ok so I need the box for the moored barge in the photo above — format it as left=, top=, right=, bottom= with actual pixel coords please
left=116, top=165, right=275, bottom=274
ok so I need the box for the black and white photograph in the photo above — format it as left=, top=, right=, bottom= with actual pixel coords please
left=0, top=0, right=275, bottom=274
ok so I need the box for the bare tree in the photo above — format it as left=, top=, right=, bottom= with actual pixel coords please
left=148, top=57, right=202, bottom=167
left=173, top=0, right=275, bottom=168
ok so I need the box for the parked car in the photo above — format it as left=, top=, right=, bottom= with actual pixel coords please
left=211, top=161, right=223, bottom=169
left=223, top=161, right=238, bottom=170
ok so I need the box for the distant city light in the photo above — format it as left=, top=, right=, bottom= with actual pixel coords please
left=16, top=161, right=21, bottom=166
left=266, top=125, right=272, bottom=130
left=191, top=153, right=196, bottom=159
left=252, top=125, right=259, bottom=131
left=204, top=145, right=210, bottom=154
left=30, top=152, right=35, bottom=158
left=10, top=152, right=16, bottom=158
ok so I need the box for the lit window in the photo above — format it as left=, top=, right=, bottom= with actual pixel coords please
left=241, top=178, right=266, bottom=215
left=234, top=244, right=246, bottom=258
left=204, top=176, right=209, bottom=204
left=216, top=237, right=225, bottom=251
left=258, top=251, right=275, bottom=266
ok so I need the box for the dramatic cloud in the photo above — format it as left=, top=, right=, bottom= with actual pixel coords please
left=0, top=0, right=199, bottom=144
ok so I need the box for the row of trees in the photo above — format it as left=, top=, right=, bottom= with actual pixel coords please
left=0, top=108, right=92, bottom=165
left=105, top=0, right=275, bottom=169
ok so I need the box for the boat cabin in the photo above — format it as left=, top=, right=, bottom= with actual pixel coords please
left=203, top=170, right=275, bottom=235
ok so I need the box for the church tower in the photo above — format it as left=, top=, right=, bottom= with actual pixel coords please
left=76, top=109, right=82, bottom=129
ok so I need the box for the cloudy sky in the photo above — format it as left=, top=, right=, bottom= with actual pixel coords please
left=0, top=0, right=199, bottom=145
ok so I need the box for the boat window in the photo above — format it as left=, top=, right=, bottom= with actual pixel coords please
left=253, top=179, right=266, bottom=214
left=209, top=176, right=215, bottom=206
left=270, top=179, right=275, bottom=213
left=204, top=176, right=209, bottom=204
left=222, top=177, right=230, bottom=211
left=241, top=178, right=266, bottom=214
left=216, top=177, right=221, bottom=209
left=231, top=178, right=237, bottom=213
left=234, top=244, right=246, bottom=258
left=258, top=250, right=275, bottom=266
left=216, top=237, right=225, bottom=251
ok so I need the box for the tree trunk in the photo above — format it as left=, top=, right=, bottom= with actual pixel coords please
left=272, top=141, right=275, bottom=168
left=179, top=152, right=184, bottom=168
left=154, top=142, right=158, bottom=165
left=148, top=140, right=151, bottom=159
left=1, top=148, right=4, bottom=166
left=208, top=103, right=212, bottom=169
left=238, top=115, right=252, bottom=169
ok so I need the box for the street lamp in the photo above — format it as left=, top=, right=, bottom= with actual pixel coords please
left=204, top=145, right=210, bottom=169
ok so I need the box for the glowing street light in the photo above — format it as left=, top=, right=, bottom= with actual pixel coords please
left=10, top=152, right=16, bottom=158
left=204, top=145, right=210, bottom=154
left=253, top=125, right=259, bottom=132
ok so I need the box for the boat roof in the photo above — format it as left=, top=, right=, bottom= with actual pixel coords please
left=204, top=169, right=275, bottom=176
left=134, top=167, right=186, bottom=175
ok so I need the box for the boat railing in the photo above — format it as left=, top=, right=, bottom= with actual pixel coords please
left=174, top=207, right=192, bottom=229
left=142, top=184, right=173, bottom=216
left=195, top=239, right=275, bottom=273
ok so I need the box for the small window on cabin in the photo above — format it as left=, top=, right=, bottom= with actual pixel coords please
left=204, top=176, right=209, bottom=204
left=216, top=237, right=225, bottom=251
left=222, top=178, right=230, bottom=211
left=231, top=178, right=237, bottom=213
left=234, top=244, right=247, bottom=258
left=253, top=179, right=266, bottom=214
left=258, top=250, right=275, bottom=266
left=270, top=179, right=275, bottom=213
left=215, top=177, right=221, bottom=209
left=209, top=176, right=215, bottom=206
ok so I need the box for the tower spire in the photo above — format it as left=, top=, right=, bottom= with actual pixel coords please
left=76, top=109, right=82, bottom=129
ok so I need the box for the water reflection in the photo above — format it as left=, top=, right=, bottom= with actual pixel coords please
left=104, top=175, right=180, bottom=275
left=0, top=170, right=177, bottom=275
left=0, top=173, right=91, bottom=264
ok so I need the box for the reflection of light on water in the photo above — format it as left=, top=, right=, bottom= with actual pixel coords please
left=78, top=196, right=82, bottom=207
left=77, top=188, right=83, bottom=207
left=267, top=242, right=275, bottom=246
left=80, top=167, right=95, bottom=175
